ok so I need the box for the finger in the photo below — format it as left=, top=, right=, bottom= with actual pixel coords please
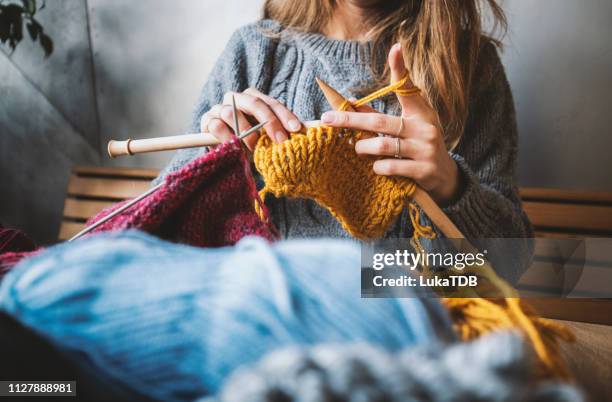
left=388, top=43, right=431, bottom=117
left=241, top=128, right=262, bottom=151
left=218, top=104, right=261, bottom=151
left=219, top=104, right=252, bottom=136
left=354, top=104, right=379, bottom=114
left=200, top=104, right=223, bottom=133
left=206, top=118, right=235, bottom=142
left=320, top=111, right=406, bottom=137
left=354, top=136, right=419, bottom=159
left=372, top=158, right=434, bottom=183
left=223, top=92, right=288, bottom=143
left=243, top=87, right=302, bottom=132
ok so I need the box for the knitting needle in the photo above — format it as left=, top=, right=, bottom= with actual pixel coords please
left=70, top=124, right=265, bottom=241
left=232, top=94, right=241, bottom=137
left=315, top=77, right=465, bottom=240
left=68, top=182, right=164, bottom=242
left=107, top=121, right=267, bottom=158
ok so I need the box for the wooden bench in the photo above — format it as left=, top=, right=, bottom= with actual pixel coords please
left=59, top=165, right=612, bottom=399
left=59, top=166, right=158, bottom=241
left=60, top=166, right=612, bottom=239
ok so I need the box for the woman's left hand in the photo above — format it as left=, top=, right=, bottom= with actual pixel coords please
left=320, top=43, right=462, bottom=206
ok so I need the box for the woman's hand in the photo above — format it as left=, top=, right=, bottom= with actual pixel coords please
left=320, top=43, right=462, bottom=206
left=200, top=88, right=302, bottom=150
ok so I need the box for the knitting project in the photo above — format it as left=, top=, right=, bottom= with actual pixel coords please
left=86, top=138, right=276, bottom=247
left=254, top=126, right=432, bottom=240
left=253, top=75, right=433, bottom=242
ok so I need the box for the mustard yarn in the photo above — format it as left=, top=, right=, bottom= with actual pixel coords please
left=253, top=73, right=432, bottom=241
left=253, top=125, right=432, bottom=240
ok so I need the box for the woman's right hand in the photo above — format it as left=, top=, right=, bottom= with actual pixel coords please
left=200, top=88, right=302, bottom=150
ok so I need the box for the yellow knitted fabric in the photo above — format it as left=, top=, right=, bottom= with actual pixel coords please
left=251, top=75, right=573, bottom=380
left=253, top=74, right=433, bottom=241
left=253, top=125, right=433, bottom=239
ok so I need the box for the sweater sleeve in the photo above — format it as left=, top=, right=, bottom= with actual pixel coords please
left=432, top=43, right=533, bottom=283
left=442, top=44, right=533, bottom=240
left=154, top=21, right=280, bottom=184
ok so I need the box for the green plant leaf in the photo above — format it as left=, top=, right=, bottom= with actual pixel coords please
left=21, top=0, right=36, bottom=15
left=26, top=19, right=40, bottom=40
left=39, top=31, right=52, bottom=57
left=4, top=4, right=23, bottom=48
left=0, top=5, right=9, bottom=43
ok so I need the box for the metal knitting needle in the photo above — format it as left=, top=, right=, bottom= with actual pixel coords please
left=68, top=182, right=164, bottom=242
left=69, top=121, right=265, bottom=242
left=232, top=94, right=241, bottom=136
left=238, top=121, right=266, bottom=139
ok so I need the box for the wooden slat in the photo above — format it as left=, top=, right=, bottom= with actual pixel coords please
left=67, top=176, right=151, bottom=199
left=518, top=265, right=612, bottom=297
left=73, top=166, right=159, bottom=179
left=523, top=201, right=612, bottom=232
left=58, top=221, right=86, bottom=241
left=533, top=231, right=583, bottom=239
left=63, top=198, right=115, bottom=220
left=530, top=299, right=612, bottom=325
left=520, top=187, right=612, bottom=204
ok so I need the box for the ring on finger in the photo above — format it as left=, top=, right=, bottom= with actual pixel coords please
left=394, top=137, right=402, bottom=159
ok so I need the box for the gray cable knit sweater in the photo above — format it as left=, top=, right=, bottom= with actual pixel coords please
left=156, top=19, right=532, bottom=245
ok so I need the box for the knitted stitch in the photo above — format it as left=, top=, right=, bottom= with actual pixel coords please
left=254, top=126, right=429, bottom=240
left=0, top=224, right=38, bottom=277
left=253, top=75, right=434, bottom=241
left=87, top=138, right=276, bottom=247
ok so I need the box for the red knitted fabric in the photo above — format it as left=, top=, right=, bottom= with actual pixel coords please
left=86, top=138, right=277, bottom=246
left=0, top=224, right=39, bottom=276
left=0, top=138, right=275, bottom=274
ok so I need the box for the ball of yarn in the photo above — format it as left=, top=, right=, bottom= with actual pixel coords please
left=0, top=231, right=453, bottom=402
left=206, top=332, right=583, bottom=402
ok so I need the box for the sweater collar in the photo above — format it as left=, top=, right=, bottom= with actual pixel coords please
left=292, top=30, right=374, bottom=65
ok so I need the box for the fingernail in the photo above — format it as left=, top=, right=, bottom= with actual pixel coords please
left=288, top=119, right=301, bottom=132
left=392, top=42, right=401, bottom=50
left=321, top=112, right=335, bottom=124
left=275, top=131, right=287, bottom=143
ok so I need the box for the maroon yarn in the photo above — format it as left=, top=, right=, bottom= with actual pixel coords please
left=86, top=138, right=277, bottom=246
left=0, top=138, right=277, bottom=275
left=0, top=225, right=38, bottom=276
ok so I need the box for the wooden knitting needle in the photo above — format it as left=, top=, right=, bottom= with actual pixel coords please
left=107, top=121, right=266, bottom=158
left=71, top=123, right=263, bottom=241
left=315, top=77, right=465, bottom=240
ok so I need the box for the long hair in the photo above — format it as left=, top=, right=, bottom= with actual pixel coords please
left=263, top=0, right=507, bottom=146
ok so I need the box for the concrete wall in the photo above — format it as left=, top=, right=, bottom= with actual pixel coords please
left=1, top=0, right=611, bottom=244
left=0, top=1, right=100, bottom=244
left=89, top=0, right=263, bottom=169
left=502, top=0, right=612, bottom=191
